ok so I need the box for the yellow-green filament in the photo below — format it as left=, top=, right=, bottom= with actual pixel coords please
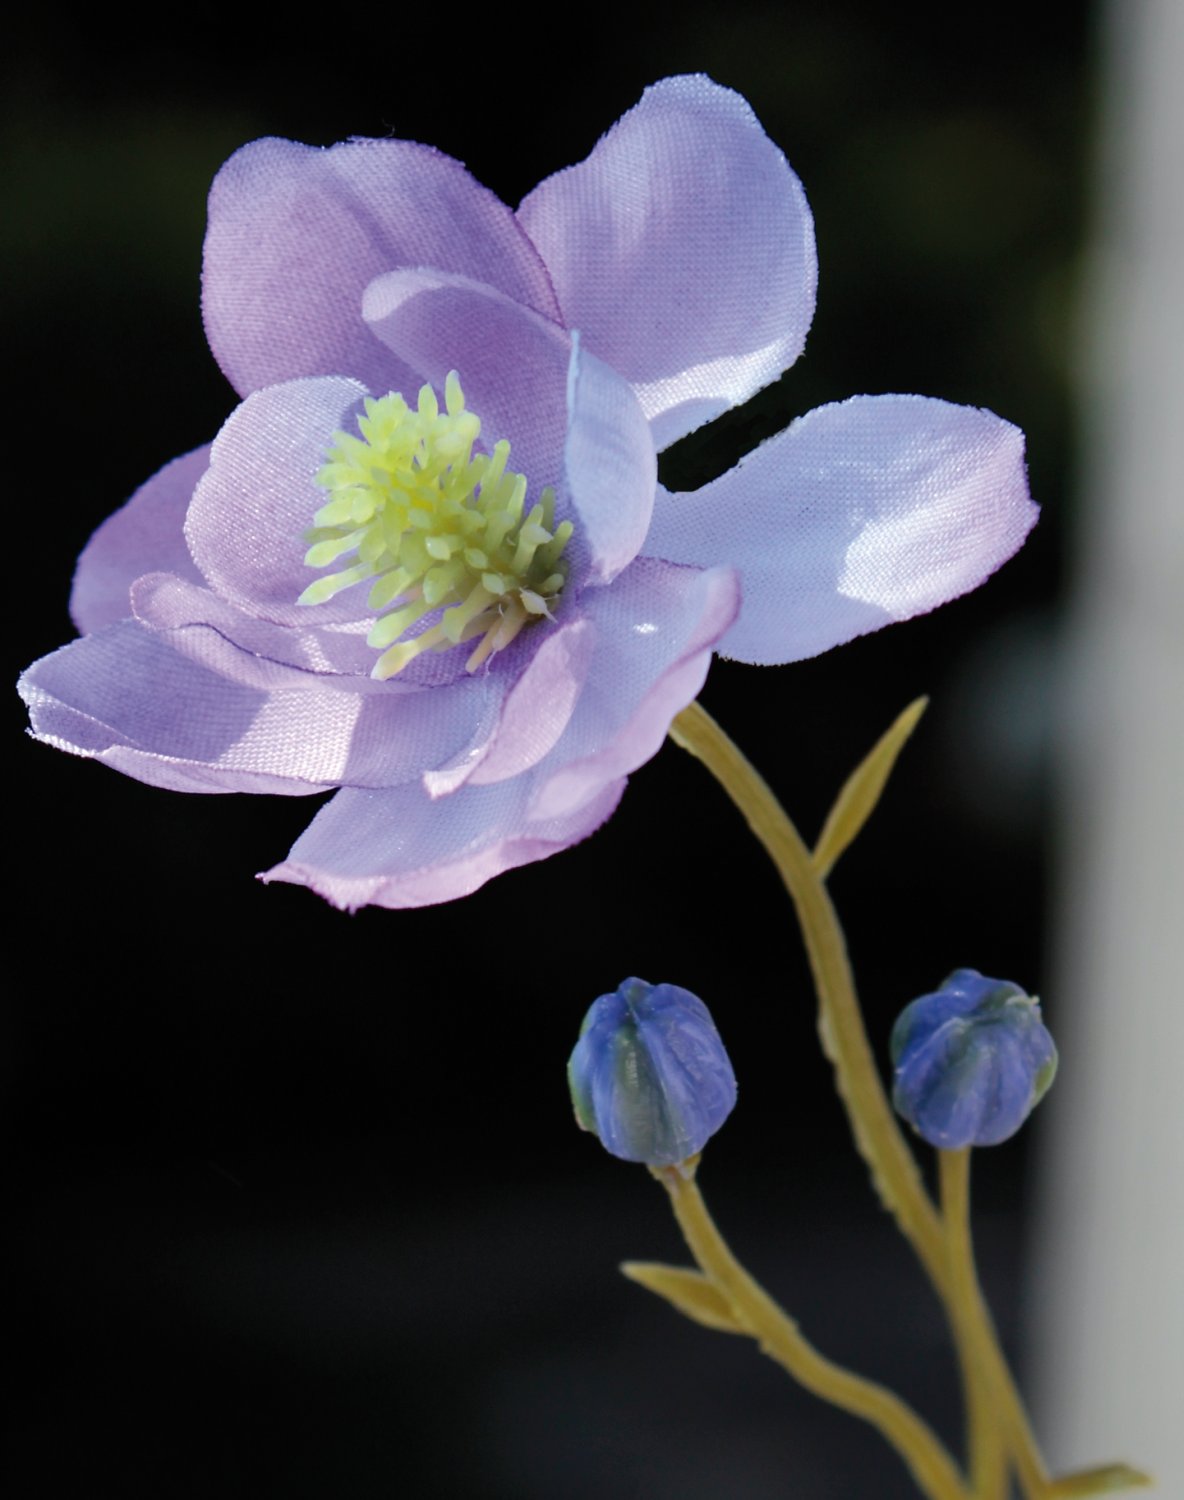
left=299, top=372, right=573, bottom=679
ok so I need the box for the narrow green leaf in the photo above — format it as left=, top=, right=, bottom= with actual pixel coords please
left=812, top=697, right=929, bottom=878
left=620, top=1261, right=745, bottom=1334
left=1047, top=1463, right=1154, bottom=1496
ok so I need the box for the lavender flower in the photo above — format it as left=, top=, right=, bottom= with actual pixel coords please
left=569, top=979, right=737, bottom=1166
left=19, top=78, right=1037, bottom=910
left=891, top=969, right=1058, bottom=1148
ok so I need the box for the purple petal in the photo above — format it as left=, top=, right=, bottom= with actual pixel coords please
left=21, top=623, right=326, bottom=794
left=425, top=618, right=594, bottom=795
left=21, top=620, right=504, bottom=793
left=518, top=75, right=817, bottom=450
left=185, top=376, right=375, bottom=627
left=71, top=446, right=210, bottom=634
left=363, top=269, right=570, bottom=486
left=531, top=557, right=740, bottom=821
left=564, top=336, right=656, bottom=585
left=203, top=136, right=560, bottom=399
left=646, top=395, right=1037, bottom=665
left=263, top=774, right=626, bottom=911
left=132, top=572, right=377, bottom=678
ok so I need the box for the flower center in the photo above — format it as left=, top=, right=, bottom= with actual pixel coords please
left=298, top=372, right=573, bottom=679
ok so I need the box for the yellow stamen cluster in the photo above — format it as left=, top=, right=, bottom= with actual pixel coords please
left=298, top=373, right=573, bottom=679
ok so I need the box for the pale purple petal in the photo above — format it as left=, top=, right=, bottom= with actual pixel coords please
left=364, top=289, right=657, bottom=587
left=20, top=621, right=505, bottom=792
left=71, top=446, right=210, bottom=633
left=263, top=775, right=626, bottom=911
left=132, top=572, right=378, bottom=678
left=530, top=558, right=739, bottom=821
left=185, top=376, right=375, bottom=627
left=645, top=395, right=1037, bottom=665
left=564, top=336, right=656, bottom=585
left=362, top=269, right=570, bottom=486
left=203, top=136, right=560, bottom=399
left=426, top=618, right=594, bottom=795
left=21, top=623, right=326, bottom=794
left=518, top=75, right=817, bottom=450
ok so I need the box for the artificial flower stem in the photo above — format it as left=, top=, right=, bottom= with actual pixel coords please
left=938, top=1149, right=1056, bottom=1500
left=668, top=700, right=1054, bottom=1496
left=938, top=1149, right=1011, bottom=1500
left=652, top=1162, right=972, bottom=1500
left=669, top=700, right=946, bottom=1285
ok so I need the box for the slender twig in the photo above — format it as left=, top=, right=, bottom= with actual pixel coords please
left=668, top=700, right=1053, bottom=1497
left=940, top=1150, right=1053, bottom=1498
left=939, top=1150, right=1011, bottom=1500
left=669, top=701, right=945, bottom=1282
left=653, top=1163, right=972, bottom=1500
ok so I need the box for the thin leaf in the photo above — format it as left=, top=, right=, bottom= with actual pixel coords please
left=620, top=1261, right=745, bottom=1334
left=1047, top=1463, right=1154, bottom=1496
left=812, top=697, right=928, bottom=878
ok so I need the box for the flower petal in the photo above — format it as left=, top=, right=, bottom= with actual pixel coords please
left=364, top=288, right=657, bottom=587
left=518, top=75, right=817, bottom=450
left=530, top=557, right=740, bottom=821
left=362, top=268, right=570, bottom=486
left=132, top=572, right=377, bottom=678
left=263, top=774, right=626, bottom=911
left=203, top=136, right=560, bottom=399
left=20, top=620, right=503, bottom=793
left=564, top=335, right=656, bottom=585
left=646, top=395, right=1037, bottom=664
left=425, top=618, right=594, bottom=796
left=185, top=376, right=374, bottom=627
left=70, top=446, right=210, bottom=633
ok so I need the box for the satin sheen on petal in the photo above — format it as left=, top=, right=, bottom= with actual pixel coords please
left=203, top=136, right=561, bottom=400
left=531, top=558, right=739, bottom=821
left=20, top=620, right=506, bottom=792
left=362, top=268, right=571, bottom=489
left=71, top=446, right=211, bottom=634
left=131, top=573, right=379, bottom=679
left=645, top=395, right=1037, bottom=665
left=518, top=75, right=817, bottom=451
left=564, top=337, right=657, bottom=585
left=461, top=619, right=594, bottom=789
left=185, top=377, right=374, bottom=628
left=263, top=775, right=627, bottom=910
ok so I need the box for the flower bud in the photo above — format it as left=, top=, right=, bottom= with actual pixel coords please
left=890, top=969, right=1057, bottom=1149
left=568, top=978, right=738, bottom=1166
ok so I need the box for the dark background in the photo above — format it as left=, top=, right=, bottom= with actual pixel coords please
left=6, top=8, right=1090, bottom=1496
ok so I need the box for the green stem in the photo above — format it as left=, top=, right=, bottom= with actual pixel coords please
left=939, top=1150, right=1053, bottom=1499
left=654, top=1163, right=972, bottom=1500
left=669, top=700, right=1052, bottom=1498
left=669, top=701, right=945, bottom=1283
left=939, top=1150, right=1011, bottom=1500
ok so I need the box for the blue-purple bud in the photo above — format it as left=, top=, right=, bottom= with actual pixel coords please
left=890, top=969, right=1057, bottom=1149
left=568, top=978, right=738, bottom=1166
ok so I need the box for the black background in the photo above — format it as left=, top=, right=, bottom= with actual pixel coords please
left=6, top=8, right=1089, bottom=1495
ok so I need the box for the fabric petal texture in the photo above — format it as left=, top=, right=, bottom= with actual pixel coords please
left=646, top=395, right=1036, bottom=665
left=21, top=76, right=1038, bottom=911
left=519, top=75, right=817, bottom=451
left=71, top=446, right=211, bottom=634
left=363, top=268, right=571, bottom=489
left=204, top=136, right=560, bottom=399
left=185, top=376, right=373, bottom=627
left=20, top=620, right=503, bottom=793
left=530, top=559, right=739, bottom=822
left=563, top=337, right=657, bottom=585
left=263, top=775, right=627, bottom=911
